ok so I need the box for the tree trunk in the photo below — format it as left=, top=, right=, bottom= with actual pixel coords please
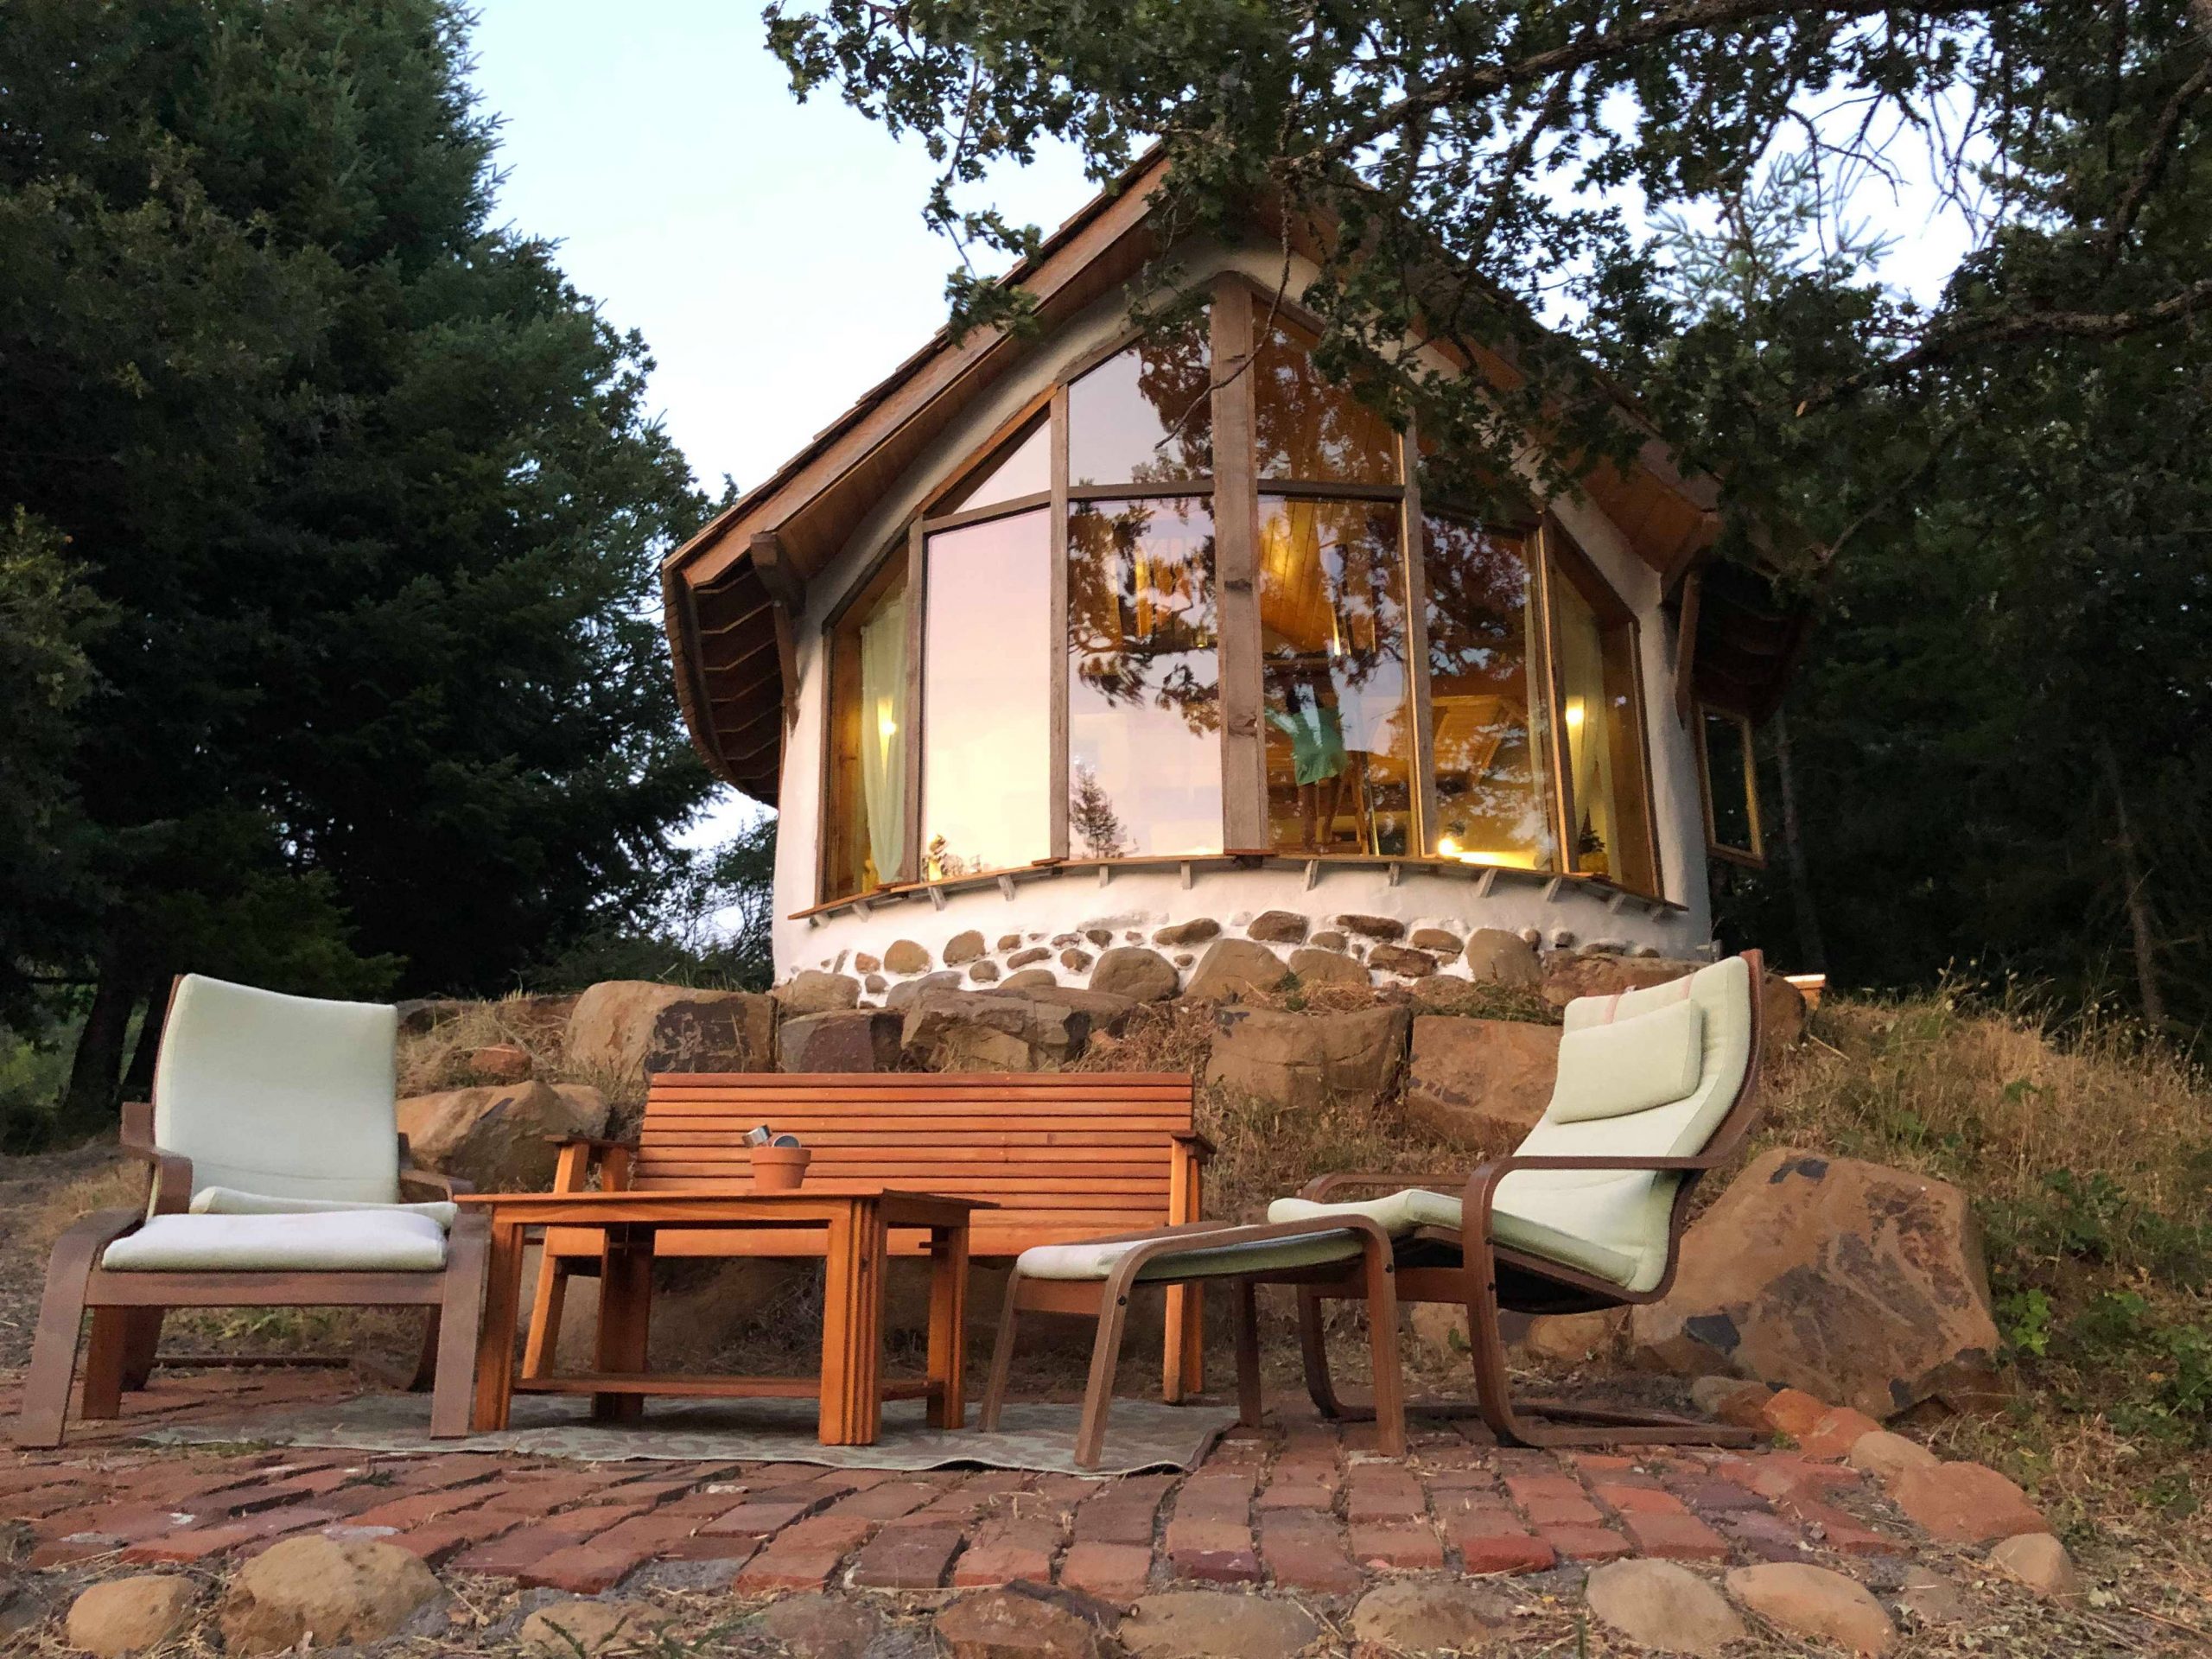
left=60, top=959, right=139, bottom=1139
left=2099, top=735, right=2168, bottom=1032
left=121, top=974, right=172, bottom=1102
left=1771, top=707, right=1827, bottom=972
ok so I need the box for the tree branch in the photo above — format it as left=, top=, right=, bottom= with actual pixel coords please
left=1796, top=274, right=2212, bottom=412
left=2100, top=56, right=2211, bottom=265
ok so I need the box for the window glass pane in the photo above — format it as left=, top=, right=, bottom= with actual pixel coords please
left=1702, top=709, right=1758, bottom=856
left=1421, top=517, right=1555, bottom=871
left=1257, top=497, right=1413, bottom=854
left=1554, top=573, right=1657, bottom=892
left=937, top=416, right=1051, bottom=515
left=1254, top=319, right=1401, bottom=483
left=1066, top=320, right=1212, bottom=486
left=1067, top=499, right=1222, bottom=857
left=823, top=563, right=908, bottom=898
left=922, top=510, right=1051, bottom=876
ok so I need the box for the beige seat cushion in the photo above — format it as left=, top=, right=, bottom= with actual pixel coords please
left=188, top=1186, right=456, bottom=1229
left=101, top=1211, right=448, bottom=1274
left=1267, top=1189, right=1637, bottom=1286
left=1018, top=1229, right=1363, bottom=1283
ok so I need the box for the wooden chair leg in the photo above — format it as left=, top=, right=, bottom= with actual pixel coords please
left=1231, top=1279, right=1263, bottom=1431
left=411, top=1308, right=441, bottom=1390
left=1296, top=1286, right=1363, bottom=1421
left=16, top=1215, right=124, bottom=1448
left=978, top=1271, right=1026, bottom=1432
left=430, top=1213, right=490, bottom=1439
left=1162, top=1283, right=1204, bottom=1402
left=1359, top=1245, right=1407, bottom=1458
left=1072, top=1278, right=1135, bottom=1471
left=118, top=1307, right=164, bottom=1390
left=80, top=1309, right=131, bottom=1421
left=522, top=1254, right=569, bottom=1380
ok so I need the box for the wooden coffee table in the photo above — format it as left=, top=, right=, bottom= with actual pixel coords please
left=459, top=1185, right=985, bottom=1444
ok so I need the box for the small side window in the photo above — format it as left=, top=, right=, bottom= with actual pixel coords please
left=1696, top=705, right=1764, bottom=866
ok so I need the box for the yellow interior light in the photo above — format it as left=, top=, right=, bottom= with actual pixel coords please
left=1565, top=697, right=1586, bottom=730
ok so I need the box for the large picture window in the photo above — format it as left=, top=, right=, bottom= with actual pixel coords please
left=814, top=280, right=1675, bottom=905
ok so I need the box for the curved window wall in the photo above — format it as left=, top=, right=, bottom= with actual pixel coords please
left=816, top=280, right=1662, bottom=905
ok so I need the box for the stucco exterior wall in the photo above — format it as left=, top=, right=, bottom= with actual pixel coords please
left=767, top=238, right=1716, bottom=991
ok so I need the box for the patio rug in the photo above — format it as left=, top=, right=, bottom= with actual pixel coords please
left=138, top=1391, right=1238, bottom=1477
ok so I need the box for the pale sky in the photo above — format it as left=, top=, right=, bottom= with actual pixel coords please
left=463, top=5, right=1973, bottom=857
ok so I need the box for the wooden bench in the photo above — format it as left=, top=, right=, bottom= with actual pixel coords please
left=524, top=1072, right=1211, bottom=1399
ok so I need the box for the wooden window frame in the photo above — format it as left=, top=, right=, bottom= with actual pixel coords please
left=815, top=535, right=914, bottom=903
left=1694, top=702, right=1766, bottom=868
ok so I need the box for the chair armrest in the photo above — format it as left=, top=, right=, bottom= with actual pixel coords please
left=399, top=1167, right=472, bottom=1201
left=543, top=1135, right=637, bottom=1152
left=1296, top=1170, right=1464, bottom=1202
left=1457, top=1154, right=1718, bottom=1248
left=119, top=1101, right=192, bottom=1214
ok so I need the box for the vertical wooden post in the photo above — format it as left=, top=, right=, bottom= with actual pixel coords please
left=592, top=1224, right=653, bottom=1424
left=1049, top=385, right=1072, bottom=859
left=925, top=1218, right=969, bottom=1428
left=473, top=1219, right=528, bottom=1432
left=1211, top=276, right=1267, bottom=851
left=1398, top=423, right=1436, bottom=858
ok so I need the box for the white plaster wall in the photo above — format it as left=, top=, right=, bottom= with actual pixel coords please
left=769, top=237, right=1714, bottom=981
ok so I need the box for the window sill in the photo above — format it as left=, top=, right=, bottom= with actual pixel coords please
left=792, top=855, right=1681, bottom=925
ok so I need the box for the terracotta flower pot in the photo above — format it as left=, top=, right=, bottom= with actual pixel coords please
left=751, top=1145, right=812, bottom=1192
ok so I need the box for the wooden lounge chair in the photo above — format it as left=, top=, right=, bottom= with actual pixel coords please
left=16, top=974, right=489, bottom=1448
left=1271, top=950, right=1767, bottom=1448
left=981, top=1214, right=1405, bottom=1469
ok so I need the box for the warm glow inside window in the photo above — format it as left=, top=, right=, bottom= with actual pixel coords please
left=1421, top=516, right=1554, bottom=872
left=1066, top=321, right=1212, bottom=486
left=920, top=510, right=1052, bottom=877
left=1066, top=499, right=1223, bottom=855
left=1552, top=565, right=1658, bottom=893
left=822, top=556, right=908, bottom=899
left=1700, top=705, right=1763, bottom=864
left=1257, top=497, right=1414, bottom=854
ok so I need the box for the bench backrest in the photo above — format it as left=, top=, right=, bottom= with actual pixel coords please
left=636, top=1071, right=1201, bottom=1257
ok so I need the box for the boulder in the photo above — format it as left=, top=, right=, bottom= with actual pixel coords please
left=778, top=1008, right=902, bottom=1072
left=998, top=985, right=1141, bottom=1033
left=1894, top=1567, right=1971, bottom=1625
left=1408, top=928, right=1464, bottom=959
left=884, top=939, right=932, bottom=974
left=1846, top=1430, right=1940, bottom=1483
left=1521, top=1307, right=1627, bottom=1364
left=67, top=1576, right=196, bottom=1657
left=1183, top=939, right=1292, bottom=1002
left=1089, top=946, right=1179, bottom=1001
left=1887, top=1460, right=2047, bottom=1545
left=1120, top=1592, right=1319, bottom=1659
left=1060, top=948, right=1094, bottom=972
left=1346, top=1580, right=1510, bottom=1650
left=1630, top=1148, right=2004, bottom=1421
left=1309, top=930, right=1348, bottom=950
left=216, top=1535, right=442, bottom=1656
left=1206, top=1005, right=1409, bottom=1111
left=903, top=990, right=1093, bottom=1071
left=1152, top=918, right=1222, bottom=948
left=887, top=970, right=963, bottom=1009
left=1586, top=1559, right=1746, bottom=1655
left=1287, top=947, right=1368, bottom=988
left=1245, top=910, right=1309, bottom=944
left=462, top=1043, right=532, bottom=1083
left=855, top=952, right=882, bottom=973
left=1463, top=928, right=1542, bottom=987
left=1403, top=1016, right=1560, bottom=1152
left=969, top=960, right=1001, bottom=983
left=752, top=1594, right=883, bottom=1659
left=566, top=982, right=775, bottom=1077
left=1007, top=947, right=1052, bottom=969
left=1001, top=969, right=1058, bottom=990
left=995, top=935, right=1024, bottom=952
left=1282, top=946, right=1362, bottom=986
left=1334, top=912, right=1405, bottom=941
left=1989, top=1532, right=2076, bottom=1599
left=396, top=1080, right=608, bottom=1192
left=519, top=1599, right=671, bottom=1655
left=1723, top=1564, right=1894, bottom=1656
left=777, top=970, right=861, bottom=1016
left=1367, top=944, right=1438, bottom=978
left=944, top=930, right=987, bottom=965
left=934, top=1586, right=1104, bottom=1659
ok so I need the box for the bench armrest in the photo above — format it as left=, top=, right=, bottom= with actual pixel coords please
left=399, top=1167, right=472, bottom=1201
left=1171, top=1131, right=1216, bottom=1161
left=543, top=1135, right=638, bottom=1152
left=120, top=1101, right=192, bottom=1215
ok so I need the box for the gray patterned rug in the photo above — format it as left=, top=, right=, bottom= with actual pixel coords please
left=139, top=1391, right=1237, bottom=1476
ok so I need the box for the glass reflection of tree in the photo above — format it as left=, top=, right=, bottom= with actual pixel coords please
left=1069, top=763, right=1133, bottom=858
left=1254, top=325, right=1398, bottom=482
left=1422, top=518, right=1544, bottom=859
left=1068, top=500, right=1220, bottom=739
left=1128, top=322, right=1213, bottom=484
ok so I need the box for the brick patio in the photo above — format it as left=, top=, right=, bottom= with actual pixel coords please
left=0, top=1369, right=1929, bottom=1599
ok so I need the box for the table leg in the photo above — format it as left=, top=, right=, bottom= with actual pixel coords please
left=473, top=1220, right=527, bottom=1432
left=926, top=1219, right=969, bottom=1429
left=818, top=1198, right=887, bottom=1445
left=594, top=1223, right=653, bottom=1424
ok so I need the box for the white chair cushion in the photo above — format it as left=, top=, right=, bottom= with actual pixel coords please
left=154, top=975, right=402, bottom=1205
left=1268, top=1189, right=1640, bottom=1287
left=101, top=1211, right=448, bottom=1273
left=1267, top=1188, right=1459, bottom=1236
left=188, top=1185, right=457, bottom=1230
left=1018, top=1230, right=1363, bottom=1283
left=1547, top=998, right=1705, bottom=1123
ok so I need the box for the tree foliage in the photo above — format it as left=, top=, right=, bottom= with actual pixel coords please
left=0, top=1, right=720, bottom=1129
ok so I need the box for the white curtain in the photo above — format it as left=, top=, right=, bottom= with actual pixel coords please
left=857, top=596, right=907, bottom=884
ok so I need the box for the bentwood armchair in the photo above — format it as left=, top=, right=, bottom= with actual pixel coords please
left=1270, top=950, right=1768, bottom=1448
left=16, top=974, right=489, bottom=1447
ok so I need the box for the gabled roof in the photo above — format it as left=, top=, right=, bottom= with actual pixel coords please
left=664, top=150, right=1791, bottom=799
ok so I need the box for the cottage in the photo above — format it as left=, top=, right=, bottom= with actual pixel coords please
left=662, top=158, right=1799, bottom=998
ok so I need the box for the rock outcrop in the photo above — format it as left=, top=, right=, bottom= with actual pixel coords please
left=777, top=1007, right=902, bottom=1072
left=395, top=1080, right=608, bottom=1192
left=565, top=982, right=776, bottom=1077
left=1402, top=1016, right=1560, bottom=1151
left=1184, top=939, right=1293, bottom=1002
left=1206, top=1005, right=1409, bottom=1112
left=1630, top=1148, right=2004, bottom=1420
